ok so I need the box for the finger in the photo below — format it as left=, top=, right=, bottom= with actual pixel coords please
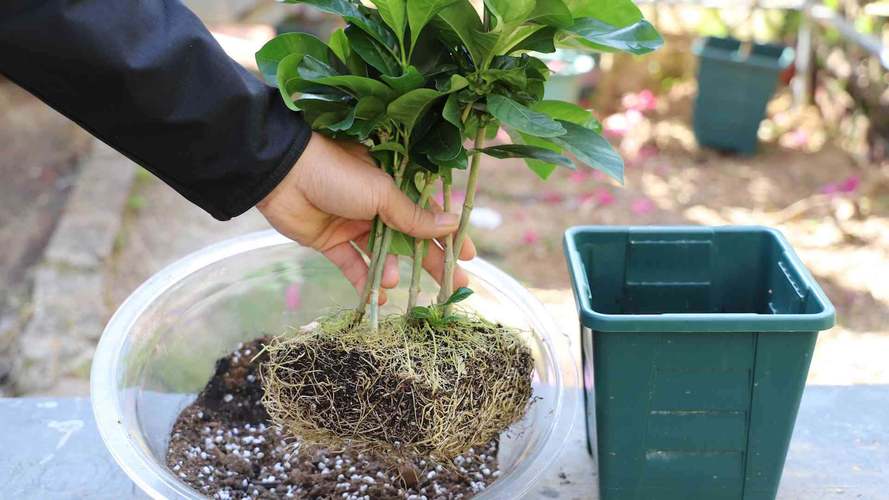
left=322, top=241, right=370, bottom=296
left=376, top=183, right=459, bottom=240
left=426, top=201, right=476, bottom=261
left=352, top=234, right=400, bottom=289
left=421, top=242, right=471, bottom=289
left=381, top=254, right=399, bottom=289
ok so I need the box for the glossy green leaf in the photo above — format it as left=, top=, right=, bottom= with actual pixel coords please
left=478, top=144, right=573, bottom=167
left=531, top=100, right=601, bottom=130
left=432, top=147, right=468, bottom=170
left=346, top=26, right=401, bottom=76
left=444, top=287, right=473, bottom=305
left=299, top=56, right=396, bottom=100
left=484, top=0, right=535, bottom=25
left=328, top=28, right=367, bottom=75
left=417, top=122, right=462, bottom=162
left=276, top=53, right=309, bottom=110
left=355, top=96, right=386, bottom=120
left=382, top=65, right=425, bottom=94
left=410, top=306, right=433, bottom=319
left=563, top=0, right=642, bottom=26
left=389, top=230, right=415, bottom=256
left=492, top=24, right=546, bottom=56
left=371, top=142, right=406, bottom=154
left=549, top=120, right=624, bottom=182
left=434, top=0, right=498, bottom=65
left=506, top=26, right=558, bottom=54
left=442, top=94, right=464, bottom=132
left=387, top=88, right=443, bottom=133
left=486, top=95, right=566, bottom=137
left=407, top=0, right=459, bottom=50
left=566, top=18, right=663, bottom=55
left=283, top=0, right=396, bottom=48
left=529, top=0, right=574, bottom=28
left=257, top=33, right=331, bottom=85
left=370, top=0, right=406, bottom=44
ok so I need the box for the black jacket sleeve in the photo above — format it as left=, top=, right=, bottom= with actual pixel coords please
left=0, top=0, right=311, bottom=220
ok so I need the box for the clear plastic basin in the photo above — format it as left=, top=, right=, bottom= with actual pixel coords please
left=91, top=230, right=579, bottom=499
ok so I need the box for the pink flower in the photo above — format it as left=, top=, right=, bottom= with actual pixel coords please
left=542, top=191, right=563, bottom=204
left=522, top=229, right=540, bottom=245
left=631, top=198, right=656, bottom=215
left=621, top=89, right=657, bottom=112
left=594, top=188, right=616, bottom=206
left=569, top=170, right=591, bottom=183
left=285, top=282, right=301, bottom=311
left=820, top=175, right=861, bottom=195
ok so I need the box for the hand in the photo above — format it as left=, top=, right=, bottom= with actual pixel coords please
left=257, top=133, right=476, bottom=303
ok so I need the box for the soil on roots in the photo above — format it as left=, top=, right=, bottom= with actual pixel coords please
left=261, top=313, right=535, bottom=460
left=166, top=338, right=502, bottom=499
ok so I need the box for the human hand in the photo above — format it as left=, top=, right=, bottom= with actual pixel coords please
left=257, top=133, right=476, bottom=303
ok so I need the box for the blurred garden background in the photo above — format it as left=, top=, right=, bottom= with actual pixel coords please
left=1, top=0, right=887, bottom=395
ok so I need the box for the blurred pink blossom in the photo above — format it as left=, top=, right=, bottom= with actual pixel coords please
left=603, top=109, right=643, bottom=138
left=631, top=198, right=656, bottom=215
left=820, top=175, right=861, bottom=195
left=580, top=187, right=616, bottom=207
left=495, top=127, right=511, bottom=143
left=542, top=191, right=563, bottom=204
left=522, top=229, right=540, bottom=245
left=285, top=282, right=302, bottom=311
left=622, top=89, right=657, bottom=112
left=569, top=170, right=591, bottom=183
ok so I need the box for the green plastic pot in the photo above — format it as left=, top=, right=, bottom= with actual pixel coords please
left=563, top=226, right=835, bottom=500
left=693, top=37, right=794, bottom=155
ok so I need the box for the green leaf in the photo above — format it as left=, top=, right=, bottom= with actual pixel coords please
left=444, top=287, right=473, bottom=305
left=346, top=26, right=401, bottom=76
left=566, top=18, right=663, bottom=55
left=370, top=0, right=406, bottom=44
left=382, top=65, right=425, bottom=94
left=283, top=0, right=396, bottom=48
left=299, top=56, right=396, bottom=100
left=433, top=0, right=498, bottom=65
left=436, top=74, right=470, bottom=93
left=563, top=0, right=642, bottom=26
left=417, top=122, right=462, bottom=162
left=328, top=28, right=367, bottom=75
left=387, top=88, right=443, bottom=133
left=355, top=96, right=386, bottom=120
left=486, top=95, right=566, bottom=137
left=491, top=25, right=547, bottom=56
left=432, top=147, right=468, bottom=170
left=484, top=0, right=535, bottom=25
left=410, top=306, right=434, bottom=320
left=478, top=144, right=573, bottom=167
left=442, top=94, right=464, bottom=132
left=549, top=120, right=624, bottom=182
left=371, top=142, right=406, bottom=154
left=407, top=0, right=459, bottom=50
left=531, top=100, right=601, bottom=130
left=389, top=230, right=415, bottom=256
left=529, top=0, right=574, bottom=28
left=256, top=33, right=331, bottom=85
left=506, top=26, right=558, bottom=54
left=315, top=107, right=356, bottom=131
left=276, top=53, right=309, bottom=111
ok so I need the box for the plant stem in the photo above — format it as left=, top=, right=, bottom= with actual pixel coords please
left=453, top=120, right=487, bottom=260
left=357, top=217, right=384, bottom=315
left=367, top=151, right=410, bottom=332
left=437, top=179, right=455, bottom=305
left=407, top=175, right=436, bottom=310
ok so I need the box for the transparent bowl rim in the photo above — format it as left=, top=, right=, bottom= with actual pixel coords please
left=91, top=230, right=580, bottom=499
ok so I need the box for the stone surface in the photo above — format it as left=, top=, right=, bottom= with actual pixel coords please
left=1, top=385, right=887, bottom=499
left=43, top=142, right=136, bottom=270
left=12, top=141, right=136, bottom=394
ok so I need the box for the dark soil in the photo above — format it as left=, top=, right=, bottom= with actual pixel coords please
left=167, top=339, right=501, bottom=499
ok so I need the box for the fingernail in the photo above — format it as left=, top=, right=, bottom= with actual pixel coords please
left=436, top=212, right=459, bottom=228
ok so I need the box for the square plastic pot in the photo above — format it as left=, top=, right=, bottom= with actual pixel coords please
left=693, top=37, right=794, bottom=155
left=563, top=226, right=835, bottom=500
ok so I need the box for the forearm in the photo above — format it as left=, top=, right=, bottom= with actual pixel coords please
left=0, top=0, right=310, bottom=220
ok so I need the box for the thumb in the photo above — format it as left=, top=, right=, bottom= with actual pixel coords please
left=377, top=183, right=459, bottom=239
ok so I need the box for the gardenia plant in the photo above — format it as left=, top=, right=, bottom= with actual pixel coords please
left=258, top=0, right=661, bottom=460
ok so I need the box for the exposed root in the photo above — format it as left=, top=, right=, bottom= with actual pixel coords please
left=261, top=311, right=534, bottom=461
